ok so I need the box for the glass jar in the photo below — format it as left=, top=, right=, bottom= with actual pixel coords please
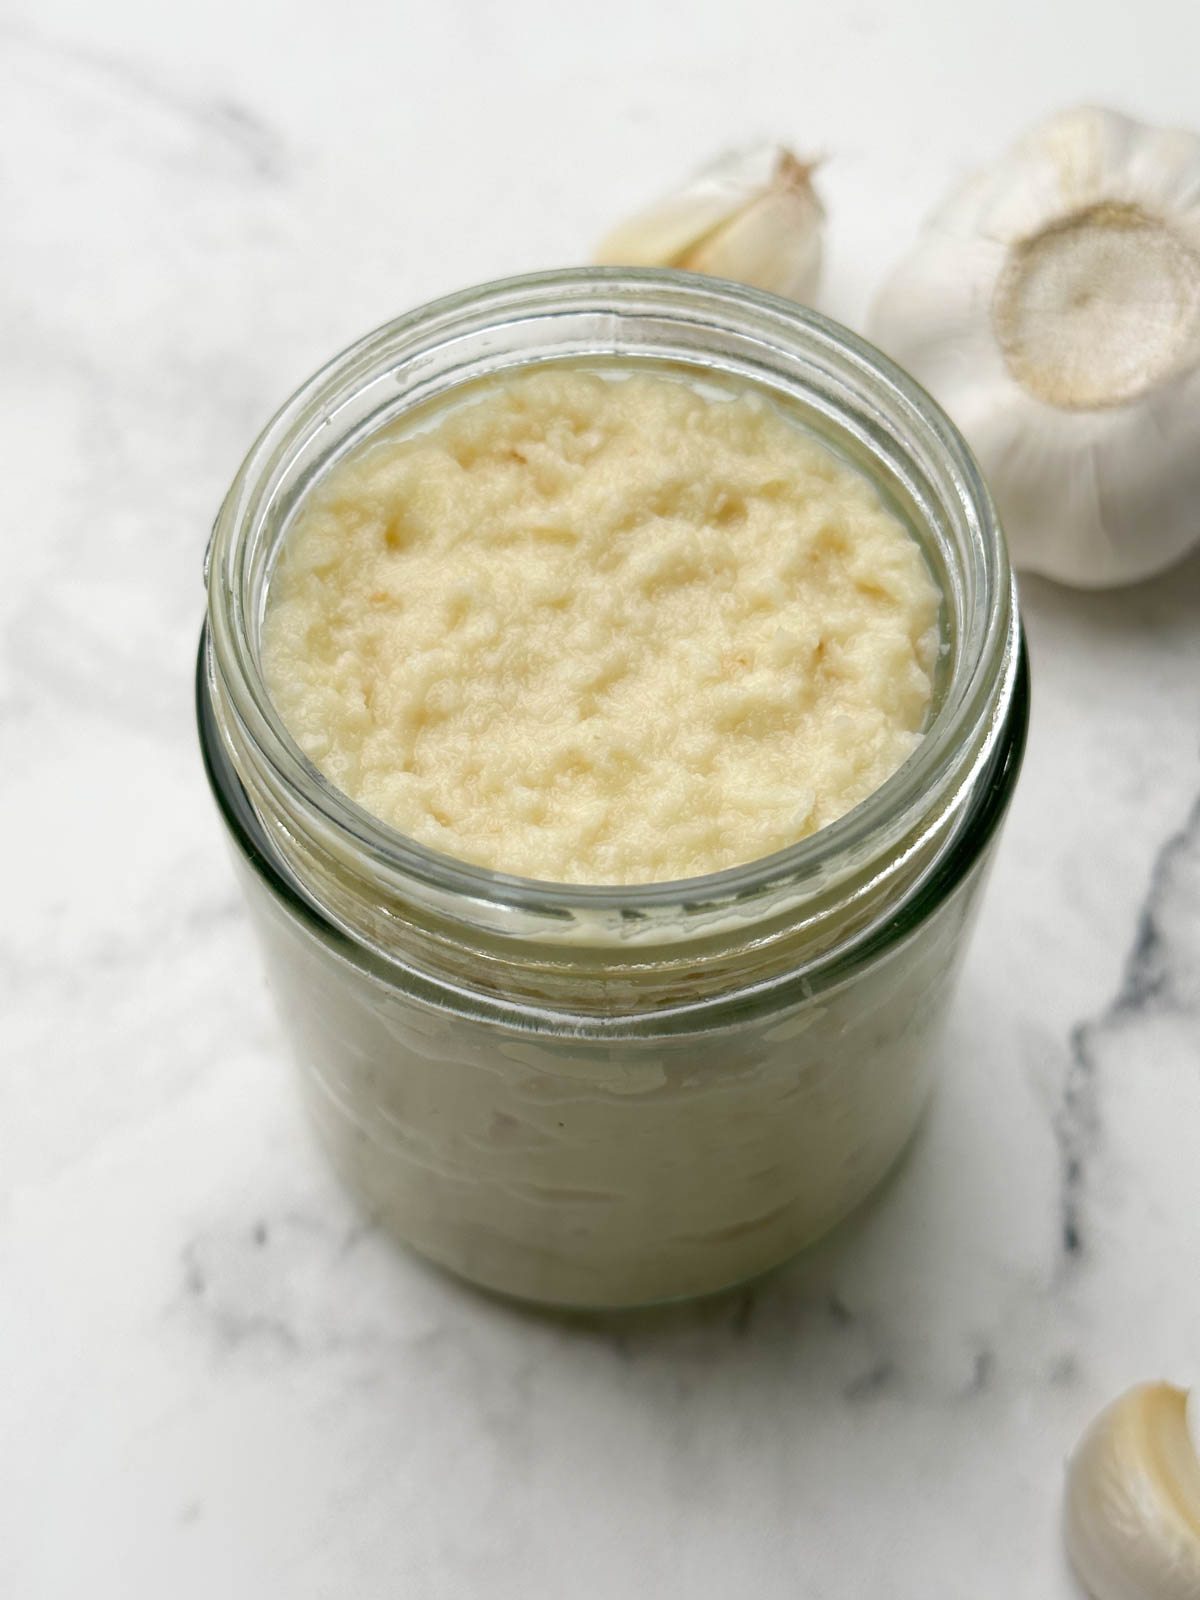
left=198, top=269, right=1027, bottom=1309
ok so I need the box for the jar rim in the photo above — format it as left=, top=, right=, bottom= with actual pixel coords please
left=205, top=267, right=1018, bottom=928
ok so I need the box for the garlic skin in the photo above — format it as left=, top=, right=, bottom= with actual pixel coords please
left=869, top=107, right=1200, bottom=588
left=596, top=144, right=823, bottom=304
left=1064, top=1382, right=1200, bottom=1600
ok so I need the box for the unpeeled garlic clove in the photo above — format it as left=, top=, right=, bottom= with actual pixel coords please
left=596, top=143, right=824, bottom=304
left=1064, top=1382, right=1200, bottom=1600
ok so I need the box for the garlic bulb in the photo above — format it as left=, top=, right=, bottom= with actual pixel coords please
left=596, top=143, right=823, bottom=304
left=1064, top=1382, right=1200, bottom=1600
left=869, top=107, right=1200, bottom=588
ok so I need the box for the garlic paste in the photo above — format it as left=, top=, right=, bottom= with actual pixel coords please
left=263, top=368, right=940, bottom=884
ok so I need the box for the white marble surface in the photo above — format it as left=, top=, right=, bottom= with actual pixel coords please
left=3, top=2, right=1199, bottom=1594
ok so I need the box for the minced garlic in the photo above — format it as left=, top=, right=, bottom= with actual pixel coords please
left=263, top=366, right=940, bottom=884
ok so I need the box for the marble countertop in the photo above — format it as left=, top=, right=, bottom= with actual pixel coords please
left=4, top=1, right=1199, bottom=1594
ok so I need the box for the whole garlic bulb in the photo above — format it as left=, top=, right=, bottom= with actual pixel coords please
left=1064, top=1382, right=1200, bottom=1600
left=596, top=143, right=824, bottom=305
left=869, top=107, right=1200, bottom=588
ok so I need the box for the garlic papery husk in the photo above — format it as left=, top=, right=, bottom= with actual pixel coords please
left=1064, top=1382, right=1200, bottom=1600
left=869, top=107, right=1200, bottom=588
left=596, top=144, right=823, bottom=304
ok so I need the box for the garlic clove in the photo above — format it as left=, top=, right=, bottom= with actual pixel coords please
left=1064, top=1382, right=1200, bottom=1600
left=679, top=166, right=823, bottom=302
left=596, top=144, right=824, bottom=305
left=869, top=107, right=1200, bottom=588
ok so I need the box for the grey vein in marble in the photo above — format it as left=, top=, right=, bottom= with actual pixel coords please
left=4, top=22, right=290, bottom=178
left=1056, top=795, right=1200, bottom=1266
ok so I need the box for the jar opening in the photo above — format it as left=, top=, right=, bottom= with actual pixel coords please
left=205, top=269, right=1018, bottom=947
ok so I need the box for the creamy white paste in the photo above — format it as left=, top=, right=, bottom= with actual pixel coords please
left=263, top=367, right=940, bottom=884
